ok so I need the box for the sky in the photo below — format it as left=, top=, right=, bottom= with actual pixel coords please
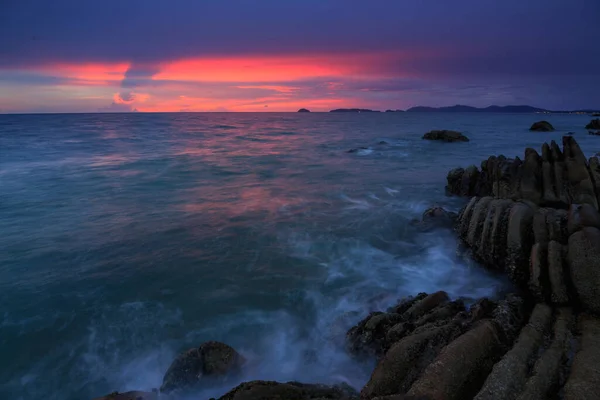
left=1, top=0, right=599, bottom=113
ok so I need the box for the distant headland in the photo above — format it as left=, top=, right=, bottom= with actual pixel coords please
left=317, top=105, right=599, bottom=114
left=329, top=108, right=380, bottom=113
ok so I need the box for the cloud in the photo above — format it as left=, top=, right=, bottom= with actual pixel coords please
left=1, top=0, right=599, bottom=112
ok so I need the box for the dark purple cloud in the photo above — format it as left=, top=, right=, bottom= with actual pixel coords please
left=1, top=0, right=599, bottom=76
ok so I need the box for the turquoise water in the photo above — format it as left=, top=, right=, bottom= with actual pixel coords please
left=0, top=112, right=597, bottom=399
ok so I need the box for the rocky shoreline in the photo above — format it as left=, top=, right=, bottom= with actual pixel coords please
left=95, top=136, right=600, bottom=400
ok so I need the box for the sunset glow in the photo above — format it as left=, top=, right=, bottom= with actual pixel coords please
left=1, top=0, right=598, bottom=113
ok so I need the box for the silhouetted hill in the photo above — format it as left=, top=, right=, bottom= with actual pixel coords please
left=329, top=108, right=380, bottom=113
left=406, top=105, right=549, bottom=113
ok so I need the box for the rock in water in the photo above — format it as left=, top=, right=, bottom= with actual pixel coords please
left=297, top=108, right=311, bottom=113
left=216, top=381, right=358, bottom=400
left=529, top=121, right=555, bottom=132
left=422, top=130, right=469, bottom=142
left=160, top=341, right=245, bottom=393
left=411, top=206, right=458, bottom=231
left=585, top=118, right=600, bottom=130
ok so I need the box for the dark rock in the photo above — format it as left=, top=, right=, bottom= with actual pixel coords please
left=529, top=121, right=555, bottom=132
left=446, top=168, right=465, bottom=195
left=297, top=108, right=310, bottom=113
left=346, top=311, right=402, bottom=357
left=422, top=130, right=469, bottom=142
left=568, top=227, right=600, bottom=314
left=587, top=131, right=600, bottom=136
left=474, top=303, right=553, bottom=400
left=547, top=241, right=569, bottom=305
left=160, top=341, right=245, bottom=393
left=407, top=320, right=505, bottom=400
left=563, top=136, right=598, bottom=209
left=412, top=206, right=457, bottom=231
left=93, top=392, right=159, bottom=400
left=361, top=322, right=463, bottom=399
left=567, top=203, right=600, bottom=236
left=216, top=380, right=358, bottom=400
left=585, top=118, right=600, bottom=130
left=517, top=307, right=573, bottom=400
left=347, top=146, right=369, bottom=153
left=564, top=314, right=600, bottom=399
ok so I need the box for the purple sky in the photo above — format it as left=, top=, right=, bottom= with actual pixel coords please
left=1, top=0, right=599, bottom=112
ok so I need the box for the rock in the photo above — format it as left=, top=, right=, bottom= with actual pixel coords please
left=413, top=206, right=457, bottom=231
left=361, top=322, right=463, bottom=399
left=563, top=136, right=598, bottom=209
left=347, top=292, right=453, bottom=357
left=585, top=119, right=600, bottom=130
left=297, top=108, right=311, bottom=113
left=474, top=303, right=553, bottom=400
left=564, top=314, right=600, bottom=399
left=505, top=202, right=536, bottom=285
left=516, top=308, right=573, bottom=400
left=529, top=121, right=555, bottom=132
left=588, top=131, right=600, bottom=136
left=567, top=204, right=600, bottom=236
left=422, top=130, right=469, bottom=142
left=346, top=312, right=402, bottom=357
left=568, top=227, right=600, bottom=314
left=347, top=146, right=369, bottom=153
left=407, top=320, right=505, bottom=400
left=446, top=168, right=465, bottom=195
left=547, top=241, right=569, bottom=305
left=93, top=392, right=159, bottom=400
left=160, top=341, right=245, bottom=393
left=216, top=380, right=358, bottom=400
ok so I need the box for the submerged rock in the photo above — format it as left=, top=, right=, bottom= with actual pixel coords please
left=160, top=341, right=245, bottom=393
left=411, top=206, right=458, bottom=231
left=529, top=121, right=555, bottom=132
left=588, top=130, right=600, bottom=136
left=585, top=118, right=600, bottom=130
left=347, top=146, right=370, bottom=153
left=216, top=380, right=358, bottom=400
left=422, top=130, right=469, bottom=142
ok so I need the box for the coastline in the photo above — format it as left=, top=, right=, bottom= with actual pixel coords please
left=97, top=134, right=600, bottom=400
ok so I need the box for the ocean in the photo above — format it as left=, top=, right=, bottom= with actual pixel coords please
left=0, top=112, right=597, bottom=400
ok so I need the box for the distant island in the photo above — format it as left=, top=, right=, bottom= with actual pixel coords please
left=319, top=105, right=599, bottom=114
left=297, top=108, right=311, bottom=113
left=329, top=108, right=380, bottom=113
left=405, top=105, right=599, bottom=114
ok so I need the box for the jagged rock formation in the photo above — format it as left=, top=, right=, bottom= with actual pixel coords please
left=357, top=293, right=524, bottom=400
left=446, top=136, right=600, bottom=210
left=530, top=121, right=555, bottom=131
left=422, top=130, right=469, bottom=142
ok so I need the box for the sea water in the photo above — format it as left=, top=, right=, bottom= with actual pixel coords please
left=0, top=112, right=597, bottom=399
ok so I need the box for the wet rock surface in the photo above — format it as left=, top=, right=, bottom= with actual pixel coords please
left=215, top=381, right=359, bottom=400
left=422, top=130, right=469, bottom=142
left=160, top=341, right=246, bottom=393
left=93, top=392, right=161, bottom=400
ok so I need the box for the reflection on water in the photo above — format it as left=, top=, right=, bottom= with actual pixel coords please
left=0, top=112, right=595, bottom=400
